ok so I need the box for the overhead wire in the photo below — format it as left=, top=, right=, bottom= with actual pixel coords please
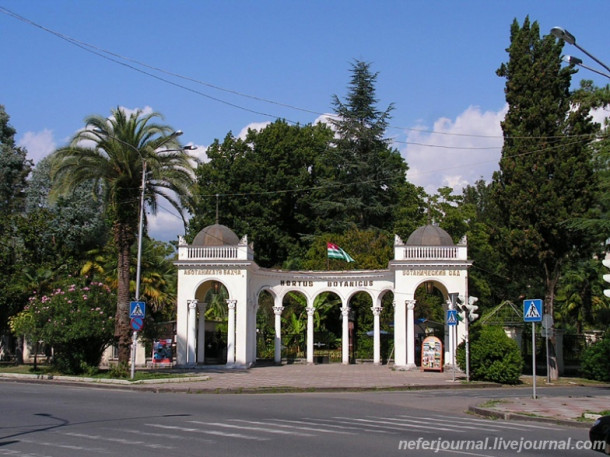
left=1, top=6, right=604, bottom=146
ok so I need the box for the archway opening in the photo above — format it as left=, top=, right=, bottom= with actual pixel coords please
left=281, top=291, right=307, bottom=362
left=199, top=280, right=229, bottom=364
left=312, top=292, right=342, bottom=363
left=414, top=281, right=446, bottom=366
left=255, top=290, right=274, bottom=362
left=348, top=291, right=373, bottom=363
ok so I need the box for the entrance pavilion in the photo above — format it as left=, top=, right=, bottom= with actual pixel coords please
left=174, top=224, right=471, bottom=369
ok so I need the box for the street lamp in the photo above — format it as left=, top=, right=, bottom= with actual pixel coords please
left=551, top=26, right=610, bottom=79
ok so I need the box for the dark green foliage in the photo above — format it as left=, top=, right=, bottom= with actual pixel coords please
left=322, top=60, right=414, bottom=233
left=0, top=106, right=33, bottom=334
left=460, top=326, right=523, bottom=384
left=493, top=17, right=599, bottom=297
left=581, top=337, right=610, bottom=382
left=189, top=120, right=335, bottom=268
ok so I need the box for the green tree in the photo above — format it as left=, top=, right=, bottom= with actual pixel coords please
left=492, top=17, right=599, bottom=379
left=0, top=105, right=32, bottom=336
left=50, top=108, right=195, bottom=363
left=319, top=60, right=413, bottom=233
left=189, top=120, right=334, bottom=268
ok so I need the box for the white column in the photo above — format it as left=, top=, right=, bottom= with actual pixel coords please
left=371, top=305, right=383, bottom=365
left=226, top=299, right=237, bottom=366
left=341, top=305, right=350, bottom=365
left=406, top=299, right=416, bottom=369
left=393, top=297, right=407, bottom=367
left=273, top=305, right=284, bottom=364
left=187, top=299, right=198, bottom=366
left=306, top=306, right=315, bottom=364
left=197, top=302, right=207, bottom=364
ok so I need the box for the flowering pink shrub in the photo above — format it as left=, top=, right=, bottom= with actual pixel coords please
left=10, top=276, right=116, bottom=373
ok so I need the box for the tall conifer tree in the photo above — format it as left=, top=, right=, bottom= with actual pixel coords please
left=318, top=60, right=408, bottom=233
left=493, top=17, right=599, bottom=379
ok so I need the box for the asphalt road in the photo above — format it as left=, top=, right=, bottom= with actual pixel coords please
left=0, top=383, right=599, bottom=457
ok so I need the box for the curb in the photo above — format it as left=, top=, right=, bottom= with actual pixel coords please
left=468, top=405, right=592, bottom=429
left=0, top=372, right=210, bottom=385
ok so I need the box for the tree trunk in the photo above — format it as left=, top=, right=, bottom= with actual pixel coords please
left=114, top=223, right=133, bottom=364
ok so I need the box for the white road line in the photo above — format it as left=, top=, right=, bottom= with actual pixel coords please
left=0, top=448, right=56, bottom=457
left=19, top=438, right=109, bottom=453
left=227, top=419, right=355, bottom=435
left=289, top=418, right=397, bottom=434
left=385, top=416, right=502, bottom=432
left=312, top=417, right=420, bottom=433
left=111, top=427, right=215, bottom=443
left=429, top=414, right=564, bottom=431
left=333, top=416, right=465, bottom=433
left=189, top=420, right=314, bottom=437
left=62, top=432, right=174, bottom=449
left=146, top=423, right=269, bottom=441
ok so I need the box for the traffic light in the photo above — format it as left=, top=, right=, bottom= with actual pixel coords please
left=462, top=296, right=479, bottom=322
left=603, top=259, right=610, bottom=298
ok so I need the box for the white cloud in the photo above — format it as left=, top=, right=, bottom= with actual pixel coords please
left=400, top=104, right=507, bottom=195
left=237, top=121, right=271, bottom=140
left=184, top=143, right=209, bottom=164
left=118, top=105, right=154, bottom=118
left=147, top=208, right=186, bottom=243
left=18, top=129, right=56, bottom=165
left=591, top=106, right=610, bottom=127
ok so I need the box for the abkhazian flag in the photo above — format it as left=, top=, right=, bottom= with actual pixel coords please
left=327, top=242, right=355, bottom=262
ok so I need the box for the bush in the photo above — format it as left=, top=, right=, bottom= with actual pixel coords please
left=581, top=337, right=610, bottom=382
left=460, top=326, right=523, bottom=384
left=10, top=276, right=116, bottom=374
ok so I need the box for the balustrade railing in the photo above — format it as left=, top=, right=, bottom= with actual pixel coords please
left=402, top=246, right=459, bottom=259
left=187, top=246, right=238, bottom=259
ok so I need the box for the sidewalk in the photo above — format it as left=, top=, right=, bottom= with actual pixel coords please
left=470, top=394, right=610, bottom=428
left=2, top=363, right=608, bottom=427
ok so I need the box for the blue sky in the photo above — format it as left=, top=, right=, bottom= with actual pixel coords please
left=1, top=1, right=608, bottom=241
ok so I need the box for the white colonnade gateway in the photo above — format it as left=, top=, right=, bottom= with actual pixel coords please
left=174, top=223, right=471, bottom=369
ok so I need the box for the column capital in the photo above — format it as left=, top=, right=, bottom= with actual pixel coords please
left=226, top=299, right=237, bottom=310
left=187, top=299, right=198, bottom=309
left=306, top=306, right=315, bottom=316
left=406, top=299, right=416, bottom=311
left=341, top=306, right=350, bottom=317
left=273, top=306, right=284, bottom=315
left=371, top=306, right=383, bottom=316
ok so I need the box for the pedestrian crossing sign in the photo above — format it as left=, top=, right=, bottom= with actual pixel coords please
left=130, top=301, right=146, bottom=319
left=446, top=309, right=458, bottom=326
left=523, top=299, right=542, bottom=322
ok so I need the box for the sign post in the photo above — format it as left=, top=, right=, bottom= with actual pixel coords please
left=447, top=308, right=458, bottom=382
left=524, top=299, right=543, bottom=399
left=129, top=301, right=146, bottom=379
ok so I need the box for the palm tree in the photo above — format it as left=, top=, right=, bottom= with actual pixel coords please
left=50, top=107, right=195, bottom=363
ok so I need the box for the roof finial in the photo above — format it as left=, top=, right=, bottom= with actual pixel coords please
left=215, top=193, right=219, bottom=225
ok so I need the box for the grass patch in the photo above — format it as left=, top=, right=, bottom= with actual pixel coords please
left=479, top=399, right=510, bottom=408
left=0, top=363, right=197, bottom=382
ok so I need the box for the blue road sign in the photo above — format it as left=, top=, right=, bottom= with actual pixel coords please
left=130, top=317, right=144, bottom=331
left=447, top=309, right=458, bottom=326
left=523, top=299, right=543, bottom=322
left=130, top=301, right=146, bottom=319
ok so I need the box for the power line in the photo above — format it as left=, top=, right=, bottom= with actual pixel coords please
left=2, top=6, right=604, bottom=146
